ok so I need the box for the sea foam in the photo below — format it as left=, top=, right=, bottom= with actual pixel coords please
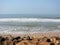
left=0, top=18, right=60, bottom=22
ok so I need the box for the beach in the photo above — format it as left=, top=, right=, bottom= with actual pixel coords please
left=0, top=0, right=60, bottom=44
left=0, top=18, right=60, bottom=45
left=0, top=31, right=60, bottom=45
left=0, top=16, right=60, bottom=45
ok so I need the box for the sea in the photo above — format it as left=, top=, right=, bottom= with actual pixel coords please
left=0, top=14, right=60, bottom=34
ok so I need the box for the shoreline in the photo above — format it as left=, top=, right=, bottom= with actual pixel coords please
left=0, top=31, right=60, bottom=38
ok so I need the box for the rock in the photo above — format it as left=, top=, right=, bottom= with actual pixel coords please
left=58, top=43, right=60, bottom=45
left=50, top=43, right=54, bottom=45
left=16, top=40, right=34, bottom=45
left=38, top=41, right=50, bottom=45
left=26, top=36, right=33, bottom=41
left=16, top=40, right=29, bottom=45
left=40, top=36, right=48, bottom=42
left=46, top=39, right=51, bottom=42
left=13, top=39, right=18, bottom=45
left=55, top=40, right=60, bottom=45
left=4, top=36, right=13, bottom=45
left=3, top=41, right=7, bottom=45
left=30, top=38, right=39, bottom=45
left=12, top=36, right=21, bottom=41
left=0, top=36, right=6, bottom=45
left=50, top=37, right=56, bottom=43
left=16, top=42, right=25, bottom=45
left=56, top=37, right=60, bottom=40
left=3, top=40, right=13, bottom=45
left=7, top=40, right=13, bottom=45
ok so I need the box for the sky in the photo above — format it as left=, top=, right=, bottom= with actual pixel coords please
left=0, top=0, right=60, bottom=15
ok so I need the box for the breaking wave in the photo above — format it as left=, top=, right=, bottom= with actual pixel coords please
left=0, top=18, right=60, bottom=22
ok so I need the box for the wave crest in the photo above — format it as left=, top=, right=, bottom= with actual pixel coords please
left=0, top=18, right=60, bottom=22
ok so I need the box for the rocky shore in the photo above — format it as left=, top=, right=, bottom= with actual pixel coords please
left=0, top=33, right=60, bottom=45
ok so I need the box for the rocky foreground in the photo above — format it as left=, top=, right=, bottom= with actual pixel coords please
left=0, top=34, right=60, bottom=45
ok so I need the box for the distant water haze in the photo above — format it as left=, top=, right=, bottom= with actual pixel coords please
left=0, top=14, right=60, bottom=18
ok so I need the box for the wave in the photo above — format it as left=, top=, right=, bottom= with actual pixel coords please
left=0, top=18, right=60, bottom=22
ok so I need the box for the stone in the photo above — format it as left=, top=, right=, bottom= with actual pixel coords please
left=50, top=37, right=56, bottom=43
left=38, top=41, right=50, bottom=45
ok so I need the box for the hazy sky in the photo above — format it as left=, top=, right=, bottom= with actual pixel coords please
left=0, top=0, right=60, bottom=14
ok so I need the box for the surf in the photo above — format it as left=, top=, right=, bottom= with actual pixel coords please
left=0, top=18, right=60, bottom=22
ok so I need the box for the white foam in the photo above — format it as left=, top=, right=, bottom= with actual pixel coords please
left=0, top=18, right=60, bottom=22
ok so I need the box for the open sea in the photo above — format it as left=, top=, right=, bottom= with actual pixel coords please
left=0, top=14, right=60, bottom=34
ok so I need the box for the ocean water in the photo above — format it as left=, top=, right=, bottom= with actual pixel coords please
left=0, top=14, right=60, bottom=34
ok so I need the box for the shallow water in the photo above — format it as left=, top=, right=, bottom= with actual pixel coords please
left=0, top=18, right=60, bottom=34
